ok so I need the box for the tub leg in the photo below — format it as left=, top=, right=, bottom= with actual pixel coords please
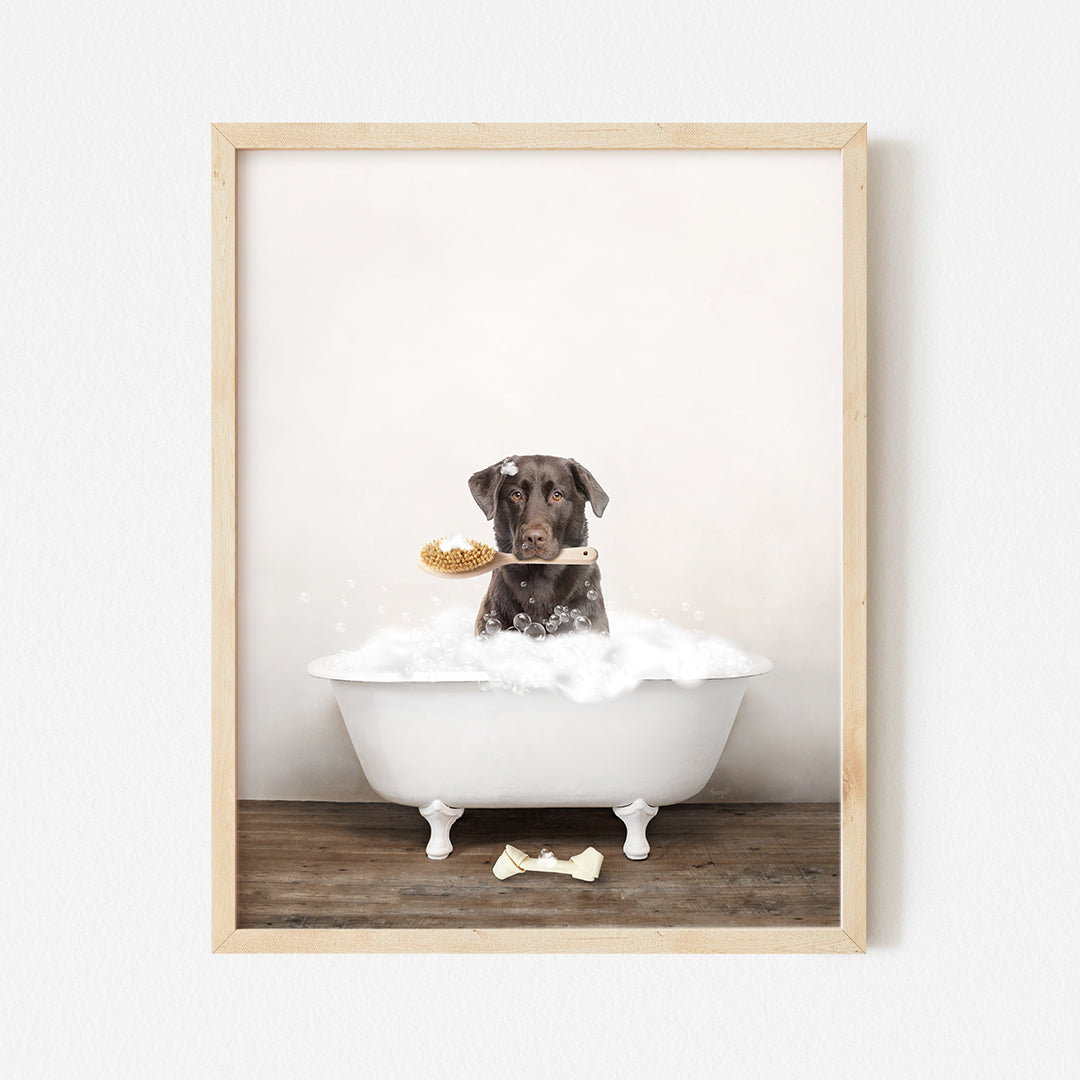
left=613, top=799, right=659, bottom=860
left=419, top=800, right=464, bottom=859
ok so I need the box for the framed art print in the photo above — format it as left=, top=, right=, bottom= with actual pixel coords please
left=212, top=123, right=867, bottom=953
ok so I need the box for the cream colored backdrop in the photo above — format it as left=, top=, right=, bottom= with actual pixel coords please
left=237, top=148, right=842, bottom=801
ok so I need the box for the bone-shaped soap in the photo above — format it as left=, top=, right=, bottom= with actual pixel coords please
left=492, top=844, right=603, bottom=882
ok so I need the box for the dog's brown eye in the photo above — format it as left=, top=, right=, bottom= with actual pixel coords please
left=551, top=491, right=563, bottom=501
left=511, top=490, right=523, bottom=501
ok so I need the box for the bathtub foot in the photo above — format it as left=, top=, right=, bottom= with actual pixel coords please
left=613, top=799, right=659, bottom=860
left=419, top=800, right=464, bottom=859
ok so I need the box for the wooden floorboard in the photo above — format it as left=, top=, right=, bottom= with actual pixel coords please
left=237, top=801, right=840, bottom=930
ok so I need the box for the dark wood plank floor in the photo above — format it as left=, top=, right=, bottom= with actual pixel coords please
left=238, top=801, right=839, bottom=930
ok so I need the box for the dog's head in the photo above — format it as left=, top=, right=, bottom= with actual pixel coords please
left=468, top=455, right=608, bottom=560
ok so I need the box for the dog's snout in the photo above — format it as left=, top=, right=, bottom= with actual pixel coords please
left=519, top=524, right=555, bottom=559
left=523, top=526, right=549, bottom=548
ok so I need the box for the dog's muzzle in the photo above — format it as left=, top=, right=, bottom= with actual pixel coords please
left=518, top=527, right=557, bottom=559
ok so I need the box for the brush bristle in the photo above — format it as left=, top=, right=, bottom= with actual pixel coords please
left=419, top=537, right=496, bottom=574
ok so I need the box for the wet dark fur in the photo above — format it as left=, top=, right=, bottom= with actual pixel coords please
left=468, top=455, right=609, bottom=636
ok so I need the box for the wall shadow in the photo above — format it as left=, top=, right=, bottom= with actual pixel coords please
left=866, top=138, right=917, bottom=949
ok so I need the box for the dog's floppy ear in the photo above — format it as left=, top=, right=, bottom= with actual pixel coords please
left=468, top=462, right=506, bottom=521
left=568, top=460, right=609, bottom=518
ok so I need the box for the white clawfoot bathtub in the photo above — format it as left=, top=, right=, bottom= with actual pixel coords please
left=307, top=660, right=771, bottom=860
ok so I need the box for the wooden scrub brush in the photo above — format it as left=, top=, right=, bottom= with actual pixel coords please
left=418, top=535, right=598, bottom=579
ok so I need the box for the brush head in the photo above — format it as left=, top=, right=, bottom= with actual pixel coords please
left=419, top=536, right=496, bottom=575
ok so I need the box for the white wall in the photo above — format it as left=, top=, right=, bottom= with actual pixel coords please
left=3, top=2, right=1077, bottom=1078
left=237, top=148, right=842, bottom=801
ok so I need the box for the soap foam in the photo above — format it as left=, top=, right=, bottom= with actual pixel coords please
left=438, top=534, right=475, bottom=553
left=321, top=607, right=761, bottom=704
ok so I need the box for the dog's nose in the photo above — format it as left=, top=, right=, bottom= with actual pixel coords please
left=523, top=528, right=549, bottom=548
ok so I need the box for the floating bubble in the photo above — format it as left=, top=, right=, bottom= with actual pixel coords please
left=520, top=580, right=528, bottom=589
left=299, top=592, right=311, bottom=603
left=402, top=611, right=412, bottom=623
left=523, top=622, right=547, bottom=640
left=376, top=604, right=386, bottom=615
left=545, top=617, right=561, bottom=633
left=430, top=595, right=442, bottom=606
left=484, top=617, right=502, bottom=634
left=680, top=601, right=691, bottom=612
left=340, top=598, right=349, bottom=607
left=570, top=609, right=582, bottom=620
left=528, top=597, right=536, bottom=605
left=554, top=605, right=569, bottom=617
left=649, top=607, right=660, bottom=618
left=584, top=580, right=591, bottom=589
left=335, top=622, right=347, bottom=633
left=694, top=611, right=705, bottom=622
left=513, top=613, right=531, bottom=631
left=346, top=579, right=357, bottom=590
left=586, top=589, right=598, bottom=601
left=631, top=592, right=640, bottom=600
left=573, top=615, right=592, bottom=632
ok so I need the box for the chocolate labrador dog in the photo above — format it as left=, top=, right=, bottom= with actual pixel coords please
left=469, top=455, right=609, bottom=636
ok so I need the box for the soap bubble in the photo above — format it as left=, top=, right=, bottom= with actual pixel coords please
left=430, top=595, right=442, bottom=607
left=484, top=617, right=502, bottom=635
left=680, top=601, right=691, bottom=612
left=538, top=847, right=556, bottom=863
left=513, top=613, right=531, bottom=631
left=340, top=598, right=349, bottom=607
left=520, top=580, right=528, bottom=589
left=555, top=605, right=569, bottom=617
left=545, top=616, right=561, bottom=633
left=649, top=607, right=660, bottom=618
left=694, top=611, right=705, bottom=622
left=528, top=596, right=536, bottom=605
left=523, top=622, right=547, bottom=640
left=346, top=579, right=357, bottom=590
left=570, top=608, right=581, bottom=619
left=299, top=592, right=311, bottom=603
left=586, top=589, right=598, bottom=601
left=335, top=622, right=347, bottom=633
left=573, top=615, right=592, bottom=632
left=376, top=604, right=386, bottom=615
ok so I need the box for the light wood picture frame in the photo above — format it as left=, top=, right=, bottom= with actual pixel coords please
left=211, top=122, right=867, bottom=954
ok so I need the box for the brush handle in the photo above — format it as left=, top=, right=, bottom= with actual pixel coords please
left=417, top=546, right=598, bottom=579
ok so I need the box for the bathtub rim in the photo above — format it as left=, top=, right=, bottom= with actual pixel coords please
left=305, top=652, right=774, bottom=683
